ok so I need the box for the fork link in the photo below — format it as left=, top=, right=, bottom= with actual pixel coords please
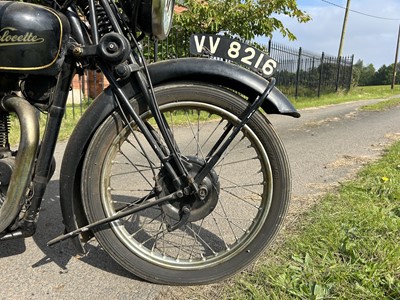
left=134, top=70, right=189, bottom=178
left=114, top=61, right=192, bottom=189
left=167, top=205, right=191, bottom=232
left=103, top=60, right=191, bottom=192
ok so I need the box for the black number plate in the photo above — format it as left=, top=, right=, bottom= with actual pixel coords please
left=190, top=34, right=278, bottom=77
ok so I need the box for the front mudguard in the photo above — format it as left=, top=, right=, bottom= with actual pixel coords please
left=144, top=58, right=300, bottom=117
left=59, top=58, right=299, bottom=252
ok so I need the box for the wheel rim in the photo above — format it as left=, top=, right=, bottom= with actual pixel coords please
left=99, top=101, right=273, bottom=270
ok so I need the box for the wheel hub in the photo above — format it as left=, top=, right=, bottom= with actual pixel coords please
left=158, top=156, right=220, bottom=222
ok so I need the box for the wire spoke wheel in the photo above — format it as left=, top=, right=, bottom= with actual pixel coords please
left=82, top=82, right=291, bottom=284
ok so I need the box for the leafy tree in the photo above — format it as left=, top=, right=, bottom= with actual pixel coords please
left=352, top=60, right=376, bottom=86
left=148, top=0, right=310, bottom=61
left=173, top=0, right=311, bottom=41
left=372, top=64, right=393, bottom=85
left=352, top=61, right=400, bottom=86
left=352, top=59, right=362, bottom=86
left=359, top=63, right=376, bottom=86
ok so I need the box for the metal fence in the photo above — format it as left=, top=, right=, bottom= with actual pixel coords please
left=69, top=33, right=354, bottom=115
left=137, top=33, right=354, bottom=98
left=266, top=40, right=354, bottom=98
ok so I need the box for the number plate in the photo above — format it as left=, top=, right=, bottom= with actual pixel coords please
left=190, top=34, right=278, bottom=77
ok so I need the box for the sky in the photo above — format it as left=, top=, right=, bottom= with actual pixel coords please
left=257, top=0, right=400, bottom=69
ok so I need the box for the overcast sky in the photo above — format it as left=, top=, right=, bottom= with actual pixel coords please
left=257, top=0, right=400, bottom=69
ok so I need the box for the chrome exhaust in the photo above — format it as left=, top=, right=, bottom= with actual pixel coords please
left=0, top=95, right=39, bottom=233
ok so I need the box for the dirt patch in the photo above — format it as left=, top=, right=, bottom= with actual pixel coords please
left=157, top=284, right=223, bottom=300
left=304, top=116, right=341, bottom=128
left=385, top=132, right=400, bottom=141
left=344, top=111, right=359, bottom=119
left=326, top=155, right=373, bottom=169
left=303, top=111, right=359, bottom=129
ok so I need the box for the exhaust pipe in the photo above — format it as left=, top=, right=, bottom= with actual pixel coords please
left=0, top=95, right=39, bottom=233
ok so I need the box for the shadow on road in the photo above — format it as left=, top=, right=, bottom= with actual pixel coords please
left=0, top=179, right=141, bottom=281
left=0, top=239, right=26, bottom=257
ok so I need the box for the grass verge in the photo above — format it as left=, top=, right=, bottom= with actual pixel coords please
left=8, top=103, right=89, bottom=147
left=292, top=85, right=400, bottom=109
left=360, top=97, right=400, bottom=111
left=57, top=104, right=89, bottom=140
left=226, top=141, right=400, bottom=299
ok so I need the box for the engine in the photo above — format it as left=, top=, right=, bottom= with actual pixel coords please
left=0, top=112, right=13, bottom=208
left=0, top=1, right=69, bottom=212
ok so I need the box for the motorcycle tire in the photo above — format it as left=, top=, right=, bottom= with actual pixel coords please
left=81, top=82, right=291, bottom=285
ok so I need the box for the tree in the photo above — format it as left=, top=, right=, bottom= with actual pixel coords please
left=372, top=64, right=393, bottom=85
left=352, top=59, right=362, bottom=86
left=173, top=0, right=311, bottom=41
left=359, top=63, right=375, bottom=86
left=351, top=60, right=375, bottom=86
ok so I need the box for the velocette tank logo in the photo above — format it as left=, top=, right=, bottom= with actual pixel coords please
left=0, top=27, right=44, bottom=46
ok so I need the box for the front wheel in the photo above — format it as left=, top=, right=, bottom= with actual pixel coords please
left=81, top=82, right=291, bottom=285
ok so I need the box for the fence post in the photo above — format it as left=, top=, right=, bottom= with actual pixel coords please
left=335, top=56, right=342, bottom=92
left=311, top=57, right=315, bottom=85
left=348, top=54, right=354, bottom=90
left=268, top=39, right=272, bottom=54
left=154, top=40, right=159, bottom=62
left=295, top=47, right=302, bottom=99
left=166, top=37, right=169, bottom=59
left=318, top=52, right=324, bottom=97
left=176, top=32, right=179, bottom=58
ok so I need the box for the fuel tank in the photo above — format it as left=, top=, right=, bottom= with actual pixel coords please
left=0, top=1, right=70, bottom=75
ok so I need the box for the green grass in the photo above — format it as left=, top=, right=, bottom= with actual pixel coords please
left=8, top=104, right=88, bottom=147
left=58, top=104, right=90, bottom=140
left=360, top=97, right=400, bottom=111
left=292, top=85, right=400, bottom=109
left=226, top=141, right=400, bottom=299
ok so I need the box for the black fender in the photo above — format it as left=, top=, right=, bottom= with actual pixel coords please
left=59, top=58, right=299, bottom=251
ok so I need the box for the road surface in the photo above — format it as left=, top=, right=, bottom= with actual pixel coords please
left=1, top=98, right=399, bottom=299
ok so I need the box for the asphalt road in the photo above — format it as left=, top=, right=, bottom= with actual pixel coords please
left=1, top=98, right=400, bottom=299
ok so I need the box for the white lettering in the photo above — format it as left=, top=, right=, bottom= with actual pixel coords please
left=241, top=47, right=256, bottom=66
left=227, top=41, right=241, bottom=59
left=194, top=35, right=206, bottom=53
left=262, top=59, right=277, bottom=76
left=208, top=36, right=220, bottom=54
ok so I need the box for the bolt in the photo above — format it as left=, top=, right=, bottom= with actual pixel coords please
left=182, top=206, right=190, bottom=214
left=107, top=42, right=118, bottom=53
left=72, top=47, right=83, bottom=56
left=198, top=186, right=208, bottom=199
left=183, top=186, right=191, bottom=196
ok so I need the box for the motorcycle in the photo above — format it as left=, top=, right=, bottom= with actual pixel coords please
left=0, top=0, right=299, bottom=285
